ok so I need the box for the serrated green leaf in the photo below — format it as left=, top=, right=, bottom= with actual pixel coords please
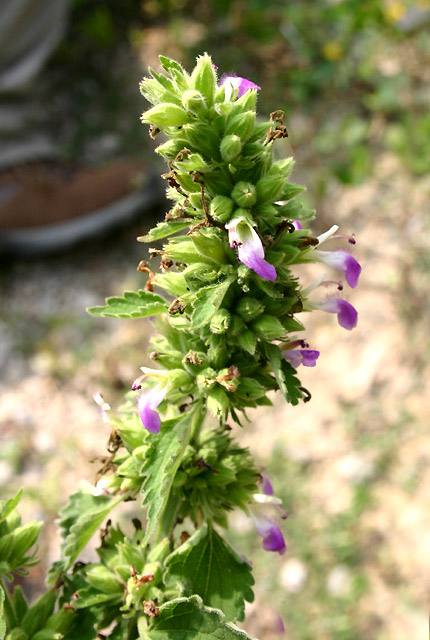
left=164, top=523, right=254, bottom=622
left=138, top=595, right=256, bottom=639
left=87, top=290, right=167, bottom=319
left=191, top=274, right=235, bottom=329
left=138, top=221, right=191, bottom=242
left=265, top=343, right=303, bottom=406
left=53, top=484, right=122, bottom=574
left=140, top=415, right=192, bottom=544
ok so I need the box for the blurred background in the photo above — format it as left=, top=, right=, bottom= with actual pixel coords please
left=1, top=0, right=430, bottom=638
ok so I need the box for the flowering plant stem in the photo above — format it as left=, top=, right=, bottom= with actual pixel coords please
left=0, top=54, right=360, bottom=639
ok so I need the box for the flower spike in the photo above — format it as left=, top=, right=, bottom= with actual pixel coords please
left=226, top=217, right=276, bottom=281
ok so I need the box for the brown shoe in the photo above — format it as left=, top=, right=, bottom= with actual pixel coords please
left=0, top=159, right=162, bottom=256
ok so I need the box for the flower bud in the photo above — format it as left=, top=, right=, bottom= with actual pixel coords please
left=168, top=368, right=193, bottom=388
left=207, top=386, right=230, bottom=416
left=210, top=195, right=234, bottom=223
left=155, top=138, right=189, bottom=159
left=236, top=297, right=265, bottom=322
left=86, top=565, right=121, bottom=594
left=141, top=103, right=189, bottom=128
left=191, top=232, right=228, bottom=265
left=181, top=89, right=208, bottom=116
left=196, top=367, right=217, bottom=392
left=231, top=181, right=257, bottom=208
left=251, top=315, right=286, bottom=340
left=174, top=152, right=209, bottom=172
left=267, top=157, right=294, bottom=179
left=191, top=54, right=217, bottom=106
left=256, top=175, right=285, bottom=203
left=225, top=111, right=255, bottom=143
left=182, top=123, right=221, bottom=159
left=210, top=309, right=231, bottom=334
left=220, top=134, right=242, bottom=162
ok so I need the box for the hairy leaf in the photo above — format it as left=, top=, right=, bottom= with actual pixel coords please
left=138, top=595, right=256, bottom=639
left=138, top=221, right=191, bottom=242
left=191, top=274, right=235, bottom=329
left=87, top=290, right=167, bottom=319
left=164, top=523, right=254, bottom=621
left=140, top=415, right=192, bottom=544
left=51, top=483, right=122, bottom=575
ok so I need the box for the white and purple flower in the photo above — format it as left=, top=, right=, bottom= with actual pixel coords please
left=226, top=216, right=276, bottom=281
left=252, top=514, right=286, bottom=555
left=137, top=385, right=167, bottom=434
left=317, top=298, right=358, bottom=330
left=315, top=250, right=361, bottom=288
left=283, top=349, right=320, bottom=368
left=220, top=74, right=261, bottom=100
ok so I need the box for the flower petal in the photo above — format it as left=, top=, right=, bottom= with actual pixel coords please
left=138, top=386, right=167, bottom=434
left=253, top=515, right=286, bottom=555
left=227, top=219, right=277, bottom=281
left=319, top=298, right=358, bottom=330
left=220, top=74, right=261, bottom=99
left=283, top=349, right=320, bottom=368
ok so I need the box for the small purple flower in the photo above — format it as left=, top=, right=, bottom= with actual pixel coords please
left=318, top=298, right=358, bottom=330
left=138, top=385, right=167, bottom=434
left=220, top=74, right=261, bottom=99
left=292, top=220, right=302, bottom=230
left=252, top=515, right=286, bottom=555
left=316, top=250, right=361, bottom=288
left=226, top=217, right=276, bottom=281
left=283, top=349, right=320, bottom=368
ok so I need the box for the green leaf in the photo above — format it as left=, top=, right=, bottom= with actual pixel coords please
left=87, top=290, right=167, bottom=319
left=164, top=523, right=254, bottom=622
left=138, top=221, right=191, bottom=242
left=191, top=274, right=235, bottom=329
left=138, top=595, right=256, bottom=640
left=265, top=343, right=303, bottom=406
left=51, top=483, right=122, bottom=576
left=0, top=490, right=23, bottom=523
left=140, top=415, right=192, bottom=544
left=21, top=591, right=56, bottom=637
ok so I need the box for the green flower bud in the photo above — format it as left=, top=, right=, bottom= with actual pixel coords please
left=196, top=367, right=217, bottom=392
left=231, top=181, right=257, bottom=208
left=279, top=183, right=306, bottom=201
left=191, top=232, right=228, bottom=265
left=220, top=134, right=242, bottom=162
left=155, top=138, right=189, bottom=159
left=168, top=368, right=193, bottom=388
left=236, top=297, right=265, bottom=322
left=267, top=157, right=294, bottom=179
left=207, top=386, right=230, bottom=416
left=182, top=122, right=221, bottom=159
left=210, top=195, right=234, bottom=223
left=141, top=103, right=189, bottom=128
left=225, top=111, right=255, bottom=143
left=181, top=89, right=208, bottom=116
left=210, top=309, right=231, bottom=334
left=191, top=54, right=217, bottom=106
left=86, top=565, right=122, bottom=594
left=257, top=203, right=278, bottom=218
left=255, top=175, right=285, bottom=203
left=251, top=315, right=286, bottom=340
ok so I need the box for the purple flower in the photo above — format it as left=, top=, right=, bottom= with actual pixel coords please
left=283, top=349, right=320, bottom=368
left=316, top=250, right=361, bottom=288
left=252, top=515, right=286, bottom=555
left=318, top=298, right=358, bottom=330
left=226, top=217, right=276, bottom=281
left=292, top=220, right=302, bottom=230
left=138, top=385, right=167, bottom=434
left=220, top=74, right=261, bottom=99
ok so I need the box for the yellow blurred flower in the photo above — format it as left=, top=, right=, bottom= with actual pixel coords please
left=385, top=2, right=407, bottom=22
left=322, top=42, right=342, bottom=61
